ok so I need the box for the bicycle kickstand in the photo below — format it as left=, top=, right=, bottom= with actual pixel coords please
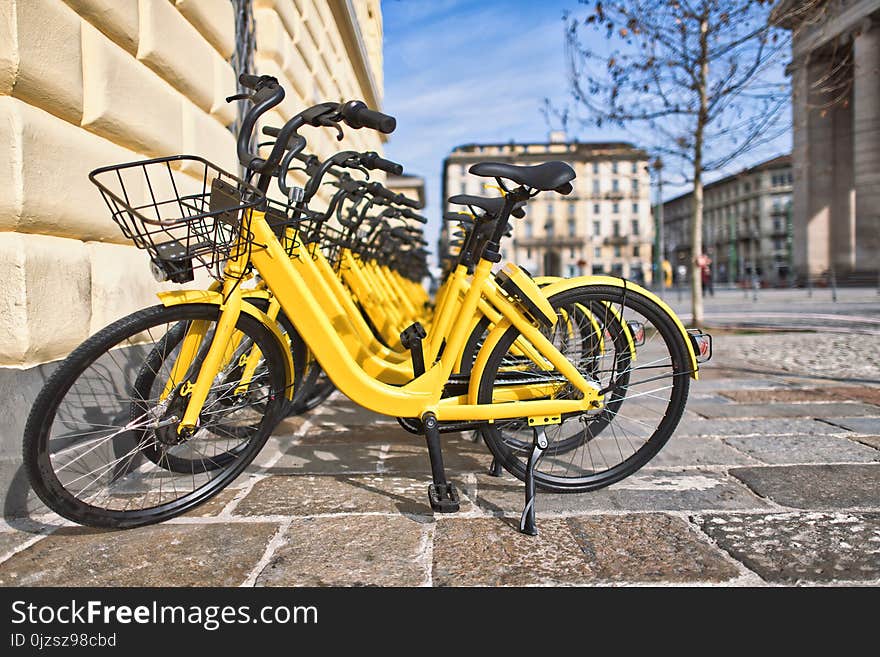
left=519, top=425, right=548, bottom=536
left=423, top=412, right=460, bottom=513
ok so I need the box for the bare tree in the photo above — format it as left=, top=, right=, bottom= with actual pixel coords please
left=558, top=0, right=821, bottom=325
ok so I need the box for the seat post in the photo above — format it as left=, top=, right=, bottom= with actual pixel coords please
left=482, top=186, right=529, bottom=263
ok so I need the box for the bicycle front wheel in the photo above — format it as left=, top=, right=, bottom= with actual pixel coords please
left=23, top=303, right=287, bottom=528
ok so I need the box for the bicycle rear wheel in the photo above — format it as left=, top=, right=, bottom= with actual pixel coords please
left=23, top=304, right=287, bottom=528
left=478, top=284, right=691, bottom=492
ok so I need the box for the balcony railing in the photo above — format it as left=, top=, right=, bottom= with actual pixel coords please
left=603, top=235, right=629, bottom=246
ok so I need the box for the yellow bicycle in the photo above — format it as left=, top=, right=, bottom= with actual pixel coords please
left=23, top=75, right=709, bottom=534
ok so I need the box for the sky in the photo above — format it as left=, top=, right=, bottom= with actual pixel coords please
left=380, top=0, right=792, bottom=268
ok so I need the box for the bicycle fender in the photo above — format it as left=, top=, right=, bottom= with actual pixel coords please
left=156, top=290, right=297, bottom=399
left=538, top=276, right=699, bottom=379
left=467, top=317, right=512, bottom=405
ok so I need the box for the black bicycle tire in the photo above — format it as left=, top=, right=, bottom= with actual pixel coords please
left=23, top=304, right=287, bottom=528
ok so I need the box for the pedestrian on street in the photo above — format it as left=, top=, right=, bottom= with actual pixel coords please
left=698, top=254, right=714, bottom=297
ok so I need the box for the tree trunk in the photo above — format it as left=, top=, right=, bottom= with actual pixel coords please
left=691, top=13, right=710, bottom=327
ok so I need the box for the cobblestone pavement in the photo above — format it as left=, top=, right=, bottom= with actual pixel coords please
left=1, top=332, right=879, bottom=587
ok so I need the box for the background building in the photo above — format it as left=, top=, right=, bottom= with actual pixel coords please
left=772, top=0, right=880, bottom=283
left=0, top=0, right=384, bottom=514
left=441, top=134, right=653, bottom=282
left=663, top=155, right=793, bottom=286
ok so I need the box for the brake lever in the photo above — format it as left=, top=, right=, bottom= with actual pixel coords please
left=318, top=116, right=345, bottom=141
left=225, top=93, right=253, bottom=103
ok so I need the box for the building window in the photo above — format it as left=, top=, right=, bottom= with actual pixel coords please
left=524, top=222, right=533, bottom=237
left=631, top=179, right=639, bottom=193
left=526, top=247, right=532, bottom=259
left=592, top=264, right=604, bottom=275
left=545, top=221, right=554, bottom=236
left=592, top=180, right=600, bottom=194
left=460, top=182, right=467, bottom=194
left=567, top=264, right=578, bottom=277
left=612, top=179, right=619, bottom=192
left=631, top=219, right=639, bottom=235
left=567, top=219, right=576, bottom=237
left=773, top=218, right=782, bottom=231
left=612, top=203, right=619, bottom=214
left=547, top=203, right=554, bottom=216
left=568, top=203, right=576, bottom=217
left=611, top=263, right=623, bottom=276
left=612, top=161, right=618, bottom=174
left=632, top=202, right=639, bottom=213
left=594, top=247, right=601, bottom=258
left=631, top=161, right=638, bottom=174
left=460, top=165, right=467, bottom=176
left=613, top=245, right=622, bottom=257
left=592, top=162, right=599, bottom=174
left=569, top=247, right=576, bottom=258
left=593, top=203, right=600, bottom=214
left=773, top=238, right=783, bottom=251
left=593, top=220, right=601, bottom=236
left=633, top=245, right=640, bottom=257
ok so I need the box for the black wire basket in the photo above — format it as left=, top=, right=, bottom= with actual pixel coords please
left=89, top=155, right=264, bottom=283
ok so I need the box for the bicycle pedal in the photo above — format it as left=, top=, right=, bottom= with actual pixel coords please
left=428, top=482, right=460, bottom=513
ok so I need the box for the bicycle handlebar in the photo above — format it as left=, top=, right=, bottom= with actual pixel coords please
left=234, top=74, right=285, bottom=173
left=339, top=100, right=396, bottom=134
left=360, top=152, right=403, bottom=175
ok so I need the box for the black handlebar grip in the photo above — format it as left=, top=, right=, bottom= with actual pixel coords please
left=361, top=152, right=403, bottom=175
left=367, top=182, right=396, bottom=200
left=340, top=100, right=396, bottom=134
left=395, top=194, right=421, bottom=209
left=402, top=208, right=428, bottom=224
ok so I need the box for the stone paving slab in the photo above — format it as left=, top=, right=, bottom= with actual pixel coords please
left=432, top=517, right=596, bottom=586
left=687, top=401, right=880, bottom=419
left=722, top=434, right=880, bottom=465
left=258, top=434, right=492, bottom=477
left=432, top=514, right=738, bottom=586
left=697, top=512, right=880, bottom=583
left=586, top=436, right=757, bottom=468
left=233, top=474, right=474, bottom=517
left=674, top=417, right=853, bottom=437
left=683, top=377, right=796, bottom=392
left=182, top=488, right=240, bottom=517
left=855, top=436, right=880, bottom=450
left=255, top=515, right=427, bottom=587
left=0, top=523, right=279, bottom=587
left=0, top=529, right=40, bottom=561
left=720, top=387, right=880, bottom=405
left=292, top=424, right=418, bottom=446
left=566, top=514, right=740, bottom=583
left=826, top=417, right=880, bottom=434
left=730, top=464, right=880, bottom=509
left=719, top=389, right=842, bottom=403
left=826, top=386, right=880, bottom=407
left=472, top=468, right=769, bottom=515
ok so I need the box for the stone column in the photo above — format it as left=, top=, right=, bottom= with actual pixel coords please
left=830, top=73, right=855, bottom=275
left=853, top=17, right=880, bottom=276
left=790, top=59, right=810, bottom=281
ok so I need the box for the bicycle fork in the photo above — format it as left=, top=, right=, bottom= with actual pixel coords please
left=177, top=280, right=244, bottom=435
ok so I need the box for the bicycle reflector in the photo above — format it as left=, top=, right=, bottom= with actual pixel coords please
left=626, top=320, right=646, bottom=346
left=688, top=329, right=713, bottom=363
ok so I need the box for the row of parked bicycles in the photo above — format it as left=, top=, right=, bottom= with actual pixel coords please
left=23, top=75, right=711, bottom=534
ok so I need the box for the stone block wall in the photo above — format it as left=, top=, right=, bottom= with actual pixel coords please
left=0, top=0, right=385, bottom=516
